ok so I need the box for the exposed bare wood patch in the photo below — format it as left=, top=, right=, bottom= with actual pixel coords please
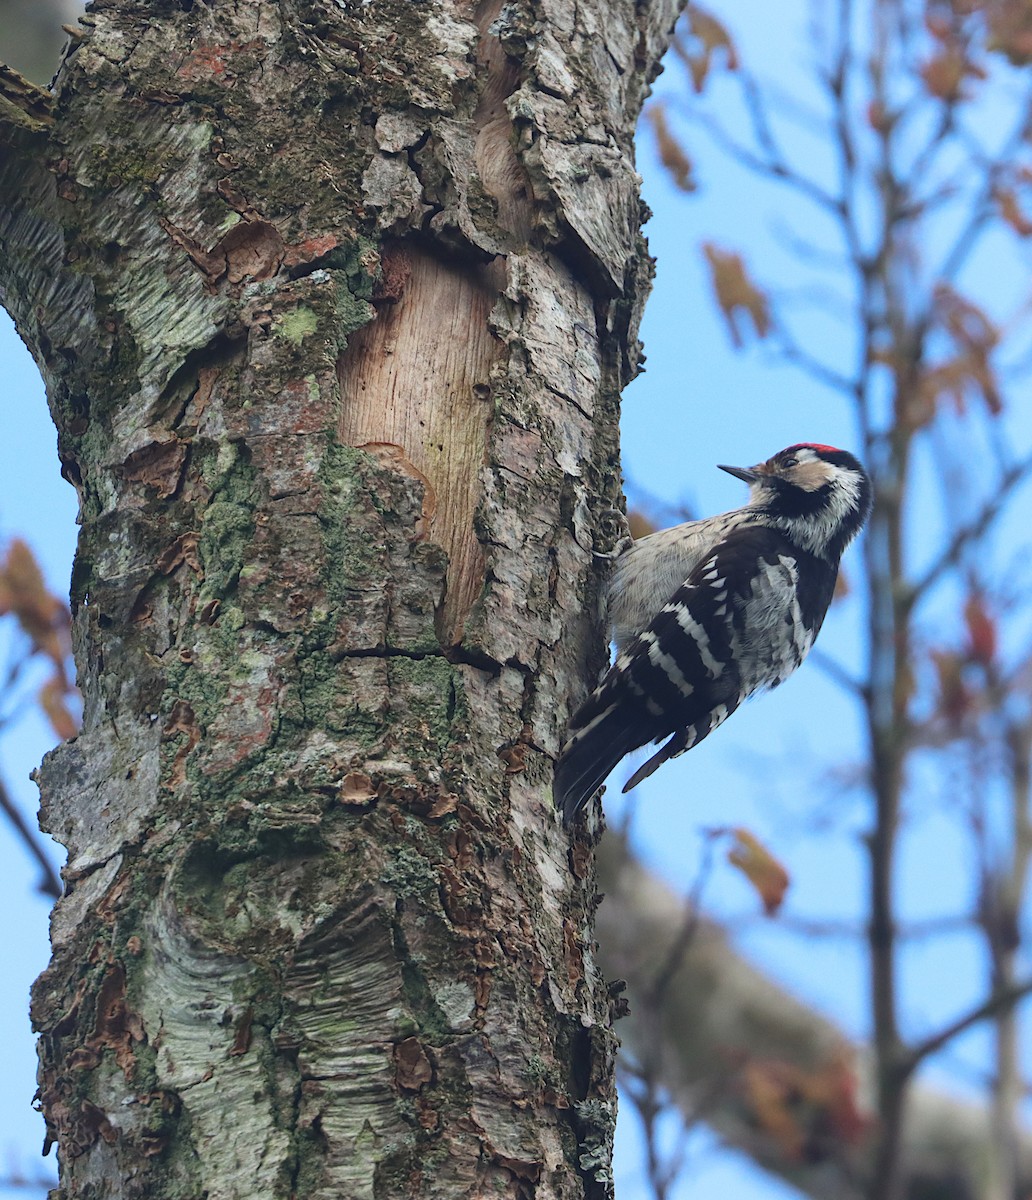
left=338, top=246, right=502, bottom=646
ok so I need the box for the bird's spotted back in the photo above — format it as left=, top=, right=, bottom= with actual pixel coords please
left=555, top=443, right=872, bottom=822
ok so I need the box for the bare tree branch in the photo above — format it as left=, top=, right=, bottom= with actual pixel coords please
left=807, top=646, right=867, bottom=695
left=596, top=834, right=1032, bottom=1200
left=769, top=314, right=860, bottom=396
left=906, top=453, right=1032, bottom=608
left=674, top=101, right=844, bottom=218
left=901, top=977, right=1032, bottom=1079
left=0, top=771, right=60, bottom=900
left=933, top=108, right=1032, bottom=289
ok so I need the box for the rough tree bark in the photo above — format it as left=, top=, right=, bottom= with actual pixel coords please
left=0, top=1, right=683, bottom=1195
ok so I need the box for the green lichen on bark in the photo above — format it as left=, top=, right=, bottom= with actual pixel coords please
left=274, top=305, right=320, bottom=346
left=386, top=654, right=463, bottom=759
left=315, top=441, right=385, bottom=616
left=197, top=451, right=259, bottom=602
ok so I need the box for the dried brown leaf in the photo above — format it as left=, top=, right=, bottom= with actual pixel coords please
left=995, top=186, right=1032, bottom=236
left=702, top=243, right=770, bottom=348
left=920, top=17, right=986, bottom=100
left=691, top=10, right=738, bottom=66
left=987, top=0, right=1032, bottom=64
left=646, top=103, right=696, bottom=193
left=727, top=827, right=790, bottom=916
left=917, top=286, right=1003, bottom=418
left=867, top=99, right=892, bottom=132
left=626, top=510, right=658, bottom=540
left=920, top=48, right=982, bottom=100
left=40, top=675, right=80, bottom=741
left=931, top=648, right=972, bottom=727
left=673, top=8, right=738, bottom=92
left=0, top=538, right=69, bottom=667
left=964, top=592, right=997, bottom=666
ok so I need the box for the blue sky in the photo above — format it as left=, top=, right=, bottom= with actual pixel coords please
left=0, top=313, right=76, bottom=1194
left=2, top=2, right=1032, bottom=1197
left=610, top=1, right=1032, bottom=1194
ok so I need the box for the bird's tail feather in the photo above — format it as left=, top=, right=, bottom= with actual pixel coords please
left=554, top=698, right=650, bottom=825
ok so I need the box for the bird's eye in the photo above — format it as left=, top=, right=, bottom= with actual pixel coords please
left=782, top=457, right=798, bottom=468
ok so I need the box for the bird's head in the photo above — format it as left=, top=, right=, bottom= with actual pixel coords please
left=719, top=443, right=873, bottom=560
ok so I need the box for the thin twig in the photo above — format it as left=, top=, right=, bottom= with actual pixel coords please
left=901, top=976, right=1032, bottom=1078
left=768, top=316, right=859, bottom=397
left=673, top=102, right=843, bottom=218
left=619, top=1061, right=690, bottom=1200
left=906, top=453, right=1032, bottom=608
left=739, top=69, right=791, bottom=176
left=0, top=773, right=61, bottom=899
left=819, top=0, right=865, bottom=267
left=737, top=910, right=973, bottom=940
left=808, top=647, right=866, bottom=695
left=647, top=830, right=719, bottom=1005
left=934, top=104, right=1032, bottom=289
left=770, top=219, right=851, bottom=272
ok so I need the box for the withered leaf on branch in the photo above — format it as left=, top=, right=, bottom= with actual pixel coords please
left=645, top=103, right=696, bottom=193
left=702, top=243, right=771, bottom=348
left=921, top=15, right=986, bottom=101
left=930, top=648, right=973, bottom=730
left=0, top=538, right=80, bottom=741
left=727, top=827, right=790, bottom=916
left=0, top=538, right=69, bottom=668
left=40, top=675, right=80, bottom=742
left=986, top=0, right=1032, bottom=65
left=920, top=46, right=986, bottom=101
left=672, top=7, right=738, bottom=93
left=963, top=591, right=997, bottom=667
left=867, top=99, right=893, bottom=133
left=994, top=183, right=1032, bottom=237
left=915, top=285, right=1002, bottom=421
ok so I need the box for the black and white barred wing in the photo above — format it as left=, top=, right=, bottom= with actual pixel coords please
left=554, top=527, right=835, bottom=823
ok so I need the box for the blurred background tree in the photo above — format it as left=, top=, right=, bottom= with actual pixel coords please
left=3, top=0, right=1032, bottom=1198
left=612, top=1, right=1032, bottom=1198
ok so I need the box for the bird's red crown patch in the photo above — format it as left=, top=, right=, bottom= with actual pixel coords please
left=786, top=442, right=841, bottom=455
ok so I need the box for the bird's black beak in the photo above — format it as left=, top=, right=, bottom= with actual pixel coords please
left=718, top=463, right=763, bottom=484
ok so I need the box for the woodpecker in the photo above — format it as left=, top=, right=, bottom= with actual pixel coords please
left=555, top=443, right=872, bottom=823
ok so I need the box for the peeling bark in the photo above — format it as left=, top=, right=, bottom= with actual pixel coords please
left=0, top=1, right=683, bottom=1196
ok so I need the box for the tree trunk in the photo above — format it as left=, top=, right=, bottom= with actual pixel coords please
left=0, top=1, right=681, bottom=1195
